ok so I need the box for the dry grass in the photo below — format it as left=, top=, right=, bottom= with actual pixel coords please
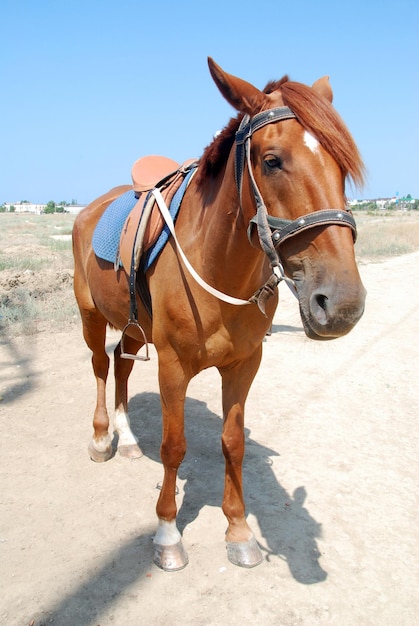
left=0, top=213, right=77, bottom=334
left=354, top=211, right=419, bottom=261
left=0, top=211, right=418, bottom=335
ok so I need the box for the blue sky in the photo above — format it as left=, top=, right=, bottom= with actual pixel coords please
left=1, top=0, right=418, bottom=204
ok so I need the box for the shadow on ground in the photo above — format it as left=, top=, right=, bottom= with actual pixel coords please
left=130, top=391, right=326, bottom=585
left=37, top=391, right=326, bottom=625
left=0, top=327, right=37, bottom=403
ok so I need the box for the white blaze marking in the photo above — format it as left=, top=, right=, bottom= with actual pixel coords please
left=304, top=130, right=320, bottom=153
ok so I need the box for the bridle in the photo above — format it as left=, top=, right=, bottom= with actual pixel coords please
left=235, top=106, right=357, bottom=276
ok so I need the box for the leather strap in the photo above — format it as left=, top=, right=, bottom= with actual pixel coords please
left=249, top=208, right=358, bottom=247
left=151, top=188, right=251, bottom=306
left=234, top=104, right=358, bottom=300
left=151, top=187, right=297, bottom=314
left=235, top=107, right=296, bottom=199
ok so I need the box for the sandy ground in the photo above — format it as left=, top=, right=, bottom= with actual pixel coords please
left=0, top=252, right=418, bottom=626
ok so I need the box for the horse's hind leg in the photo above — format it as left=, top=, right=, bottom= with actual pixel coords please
left=80, top=309, right=113, bottom=462
left=113, top=336, right=143, bottom=459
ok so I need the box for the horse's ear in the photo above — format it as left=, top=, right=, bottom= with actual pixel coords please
left=311, top=76, right=333, bottom=103
left=208, top=57, right=265, bottom=115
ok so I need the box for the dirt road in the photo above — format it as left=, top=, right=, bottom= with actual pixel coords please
left=1, top=252, right=418, bottom=625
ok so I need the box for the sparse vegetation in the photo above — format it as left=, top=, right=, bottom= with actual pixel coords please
left=354, top=211, right=419, bottom=261
left=0, top=210, right=418, bottom=335
left=0, top=213, right=77, bottom=334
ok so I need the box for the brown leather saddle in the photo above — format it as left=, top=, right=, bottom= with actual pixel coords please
left=118, top=155, right=197, bottom=272
left=117, top=155, right=198, bottom=360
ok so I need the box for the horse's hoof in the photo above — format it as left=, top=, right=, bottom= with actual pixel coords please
left=88, top=440, right=113, bottom=463
left=153, top=542, right=189, bottom=571
left=226, top=536, right=263, bottom=568
left=118, top=443, right=143, bottom=459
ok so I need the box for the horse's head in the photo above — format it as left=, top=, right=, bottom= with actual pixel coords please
left=208, top=58, right=366, bottom=340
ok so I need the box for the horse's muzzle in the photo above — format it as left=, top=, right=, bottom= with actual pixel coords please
left=297, top=282, right=367, bottom=340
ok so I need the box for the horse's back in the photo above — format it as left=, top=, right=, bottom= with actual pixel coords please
left=72, top=185, right=131, bottom=310
left=73, top=185, right=131, bottom=238
left=73, top=184, right=130, bottom=265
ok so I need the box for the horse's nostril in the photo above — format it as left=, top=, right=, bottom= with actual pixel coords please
left=311, top=293, right=328, bottom=325
left=315, top=294, right=328, bottom=312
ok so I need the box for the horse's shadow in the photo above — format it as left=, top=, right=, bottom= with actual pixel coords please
left=128, top=391, right=327, bottom=584
left=0, top=326, right=36, bottom=402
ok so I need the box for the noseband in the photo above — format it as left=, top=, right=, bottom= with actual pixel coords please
left=235, top=107, right=357, bottom=272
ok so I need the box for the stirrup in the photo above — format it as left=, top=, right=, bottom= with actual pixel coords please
left=120, top=320, right=150, bottom=361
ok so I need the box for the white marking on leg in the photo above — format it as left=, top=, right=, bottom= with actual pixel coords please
left=303, top=130, right=320, bottom=153
left=113, top=408, right=138, bottom=446
left=153, top=520, right=182, bottom=546
left=92, top=434, right=112, bottom=452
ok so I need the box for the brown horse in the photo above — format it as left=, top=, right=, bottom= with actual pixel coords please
left=72, top=58, right=366, bottom=571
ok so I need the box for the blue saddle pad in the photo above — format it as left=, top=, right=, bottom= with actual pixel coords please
left=92, top=191, right=137, bottom=266
left=92, top=167, right=196, bottom=272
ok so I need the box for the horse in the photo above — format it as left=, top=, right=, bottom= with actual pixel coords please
left=72, top=57, right=366, bottom=571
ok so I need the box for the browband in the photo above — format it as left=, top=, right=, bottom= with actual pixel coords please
left=235, top=106, right=296, bottom=196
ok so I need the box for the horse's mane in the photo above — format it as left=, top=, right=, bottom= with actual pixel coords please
left=197, top=76, right=365, bottom=189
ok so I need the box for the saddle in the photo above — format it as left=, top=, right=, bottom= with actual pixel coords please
left=115, top=155, right=198, bottom=360
left=118, top=155, right=198, bottom=272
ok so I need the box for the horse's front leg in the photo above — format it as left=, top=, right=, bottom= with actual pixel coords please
left=219, top=346, right=264, bottom=567
left=113, top=336, right=143, bottom=459
left=153, top=356, right=189, bottom=571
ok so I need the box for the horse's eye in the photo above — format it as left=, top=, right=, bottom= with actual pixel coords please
left=264, top=155, right=283, bottom=171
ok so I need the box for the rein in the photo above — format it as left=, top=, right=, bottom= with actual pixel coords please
left=149, top=105, right=358, bottom=316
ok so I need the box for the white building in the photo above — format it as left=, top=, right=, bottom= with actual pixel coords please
left=2, top=202, right=86, bottom=214
left=3, top=202, right=45, bottom=214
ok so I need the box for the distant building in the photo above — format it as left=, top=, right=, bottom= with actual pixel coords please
left=2, top=202, right=45, bottom=214
left=2, top=202, right=86, bottom=214
left=65, top=204, right=86, bottom=214
left=347, top=196, right=417, bottom=209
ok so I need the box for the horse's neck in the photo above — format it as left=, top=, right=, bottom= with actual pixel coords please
left=183, top=163, right=269, bottom=294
